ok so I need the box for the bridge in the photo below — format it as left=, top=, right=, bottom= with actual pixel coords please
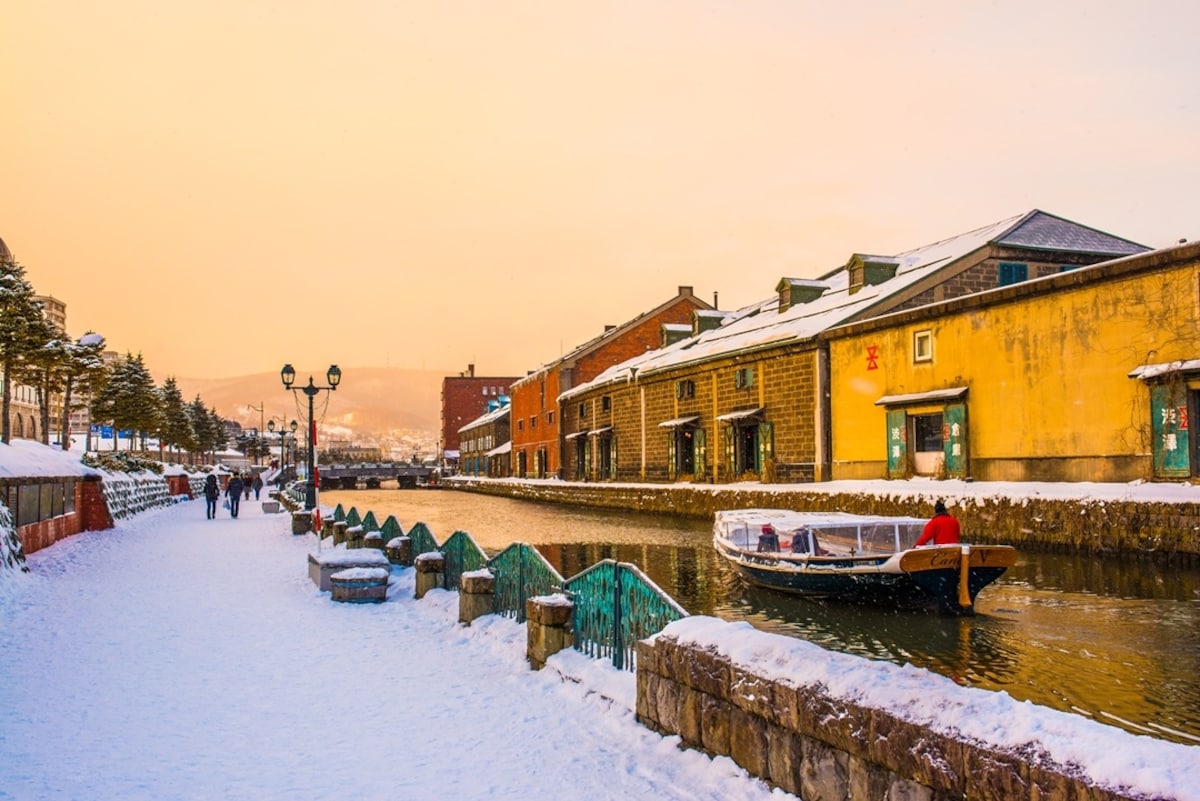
left=318, top=462, right=438, bottom=490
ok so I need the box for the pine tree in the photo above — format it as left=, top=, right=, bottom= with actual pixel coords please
left=16, top=317, right=69, bottom=446
left=90, top=353, right=162, bottom=451
left=59, top=333, right=108, bottom=451
left=157, top=377, right=196, bottom=459
left=0, top=258, right=54, bottom=444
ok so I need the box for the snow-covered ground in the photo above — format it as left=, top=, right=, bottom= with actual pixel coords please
left=0, top=491, right=1196, bottom=799
left=2, top=439, right=1199, bottom=799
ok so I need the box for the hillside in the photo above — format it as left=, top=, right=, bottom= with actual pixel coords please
left=170, top=367, right=444, bottom=439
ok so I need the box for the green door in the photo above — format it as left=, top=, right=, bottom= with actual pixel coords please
left=886, top=409, right=908, bottom=478
left=942, top=403, right=968, bottom=478
left=694, top=428, right=707, bottom=482
left=666, top=430, right=677, bottom=481
left=758, top=421, right=774, bottom=483
left=1151, top=383, right=1190, bottom=478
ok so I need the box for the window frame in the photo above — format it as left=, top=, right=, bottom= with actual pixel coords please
left=913, top=329, right=933, bottom=363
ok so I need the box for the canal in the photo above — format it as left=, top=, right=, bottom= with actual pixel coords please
left=323, top=487, right=1200, bottom=746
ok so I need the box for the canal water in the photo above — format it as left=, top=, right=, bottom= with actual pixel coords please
left=323, top=487, right=1200, bottom=746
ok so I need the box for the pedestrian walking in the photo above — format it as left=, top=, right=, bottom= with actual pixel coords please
left=202, top=474, right=219, bottom=519
left=226, top=472, right=245, bottom=519
left=252, top=474, right=263, bottom=500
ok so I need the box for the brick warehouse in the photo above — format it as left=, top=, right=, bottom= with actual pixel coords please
left=439, top=364, right=518, bottom=470
left=559, top=211, right=1147, bottom=485
left=509, top=286, right=712, bottom=478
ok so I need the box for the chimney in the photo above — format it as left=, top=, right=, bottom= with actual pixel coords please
left=713, top=291, right=719, bottom=309
left=468, top=363, right=475, bottom=377
left=678, top=285, right=694, bottom=297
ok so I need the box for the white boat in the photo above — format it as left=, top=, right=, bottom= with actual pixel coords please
left=713, top=509, right=1016, bottom=615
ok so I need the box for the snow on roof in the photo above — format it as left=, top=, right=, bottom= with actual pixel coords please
left=457, top=403, right=510, bottom=433
left=561, top=210, right=1140, bottom=402
left=1128, top=360, right=1200, bottom=380
left=486, top=440, right=512, bottom=456
left=0, top=440, right=98, bottom=479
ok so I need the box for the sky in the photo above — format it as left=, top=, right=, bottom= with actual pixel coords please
left=1, top=446, right=1198, bottom=799
left=2, top=1, right=1199, bottom=381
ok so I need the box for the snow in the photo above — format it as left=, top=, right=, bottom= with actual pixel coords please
left=0, top=442, right=1198, bottom=798
left=0, top=439, right=98, bottom=478
left=0, top=501, right=792, bottom=801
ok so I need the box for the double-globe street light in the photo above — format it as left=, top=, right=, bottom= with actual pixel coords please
left=266, top=418, right=298, bottom=482
left=280, top=364, right=341, bottom=511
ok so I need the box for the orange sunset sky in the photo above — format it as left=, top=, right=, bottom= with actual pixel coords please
left=2, top=1, right=1197, bottom=381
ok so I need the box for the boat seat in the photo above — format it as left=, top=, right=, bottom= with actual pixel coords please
left=757, top=530, right=780, bottom=552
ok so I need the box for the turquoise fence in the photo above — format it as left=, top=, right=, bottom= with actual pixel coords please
left=489, top=543, right=564, bottom=622
left=565, top=560, right=688, bottom=671
left=310, top=506, right=688, bottom=671
left=439, top=531, right=489, bottom=590
left=332, top=503, right=345, bottom=522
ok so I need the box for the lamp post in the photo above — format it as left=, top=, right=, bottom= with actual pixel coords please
left=280, top=364, right=342, bottom=511
left=267, top=418, right=298, bottom=482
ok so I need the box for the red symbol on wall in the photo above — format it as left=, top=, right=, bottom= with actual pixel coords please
left=866, top=345, right=879, bottom=371
left=1181, top=406, right=1189, bottom=430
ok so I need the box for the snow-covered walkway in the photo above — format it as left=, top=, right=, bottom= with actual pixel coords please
left=0, top=498, right=789, bottom=801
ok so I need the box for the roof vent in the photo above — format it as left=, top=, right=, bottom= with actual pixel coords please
left=775, top=277, right=829, bottom=312
left=846, top=254, right=900, bottom=295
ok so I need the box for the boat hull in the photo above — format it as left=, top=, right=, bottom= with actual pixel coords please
left=713, top=539, right=1015, bottom=615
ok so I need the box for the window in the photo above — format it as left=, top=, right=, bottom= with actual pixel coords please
left=676, top=379, right=695, bottom=399
left=579, top=402, right=587, bottom=419
left=998, top=262, right=1028, bottom=286
left=517, top=419, right=524, bottom=431
left=601, top=395, right=611, bottom=412
left=913, top=330, right=933, bottom=363
left=913, top=413, right=943, bottom=452
left=734, top=367, right=755, bottom=389
left=546, top=411, right=555, bottom=424
left=530, top=416, right=537, bottom=429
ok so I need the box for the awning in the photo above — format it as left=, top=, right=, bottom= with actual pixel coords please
left=658, top=415, right=700, bottom=428
left=716, top=407, right=763, bottom=422
left=486, top=440, right=511, bottom=457
left=1128, top=359, right=1200, bottom=380
left=588, top=426, right=613, bottom=437
left=564, top=430, right=589, bottom=440
left=874, top=387, right=968, bottom=407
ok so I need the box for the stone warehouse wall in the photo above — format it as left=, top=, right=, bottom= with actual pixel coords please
left=448, top=478, right=1200, bottom=562
left=636, top=628, right=1145, bottom=801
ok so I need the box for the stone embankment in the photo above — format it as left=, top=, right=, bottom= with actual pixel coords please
left=448, top=478, right=1200, bottom=563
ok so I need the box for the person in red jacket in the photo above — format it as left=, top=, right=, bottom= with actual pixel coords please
left=915, top=500, right=960, bottom=546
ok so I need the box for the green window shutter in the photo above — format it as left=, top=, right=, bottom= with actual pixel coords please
left=886, top=409, right=908, bottom=478
left=758, top=421, right=774, bottom=483
left=609, top=436, right=618, bottom=480
left=1151, top=384, right=1191, bottom=478
left=694, top=428, right=707, bottom=482
left=943, top=403, right=968, bottom=477
left=724, top=424, right=736, bottom=478
left=666, top=431, right=677, bottom=481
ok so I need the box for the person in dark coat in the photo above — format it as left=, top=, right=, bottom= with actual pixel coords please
left=252, top=474, right=264, bottom=500
left=226, top=472, right=245, bottom=518
left=202, top=474, right=220, bottom=519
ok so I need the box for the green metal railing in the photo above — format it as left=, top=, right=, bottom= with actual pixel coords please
left=332, top=504, right=346, bottom=522
left=314, top=505, right=688, bottom=672
left=565, top=560, right=688, bottom=671
left=380, top=515, right=403, bottom=542
left=489, top=543, right=564, bottom=622
left=440, top=530, right=489, bottom=590
left=406, top=521, right=439, bottom=557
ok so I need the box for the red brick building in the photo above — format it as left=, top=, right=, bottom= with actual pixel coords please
left=440, top=364, right=518, bottom=470
left=509, top=286, right=712, bottom=478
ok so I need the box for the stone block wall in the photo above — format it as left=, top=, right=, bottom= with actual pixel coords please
left=449, top=479, right=1200, bottom=561
left=636, top=629, right=1144, bottom=801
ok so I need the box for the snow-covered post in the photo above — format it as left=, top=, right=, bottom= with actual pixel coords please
left=414, top=552, right=444, bottom=599
left=525, top=593, right=574, bottom=670
left=458, top=568, right=495, bottom=625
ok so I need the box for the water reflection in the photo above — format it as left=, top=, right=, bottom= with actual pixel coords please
left=323, top=487, right=1200, bottom=745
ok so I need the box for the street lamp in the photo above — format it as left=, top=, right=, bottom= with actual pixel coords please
left=280, top=364, right=342, bottom=510
left=267, top=418, right=298, bottom=482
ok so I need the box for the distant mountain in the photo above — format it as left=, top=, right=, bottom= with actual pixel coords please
left=170, top=368, right=443, bottom=438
